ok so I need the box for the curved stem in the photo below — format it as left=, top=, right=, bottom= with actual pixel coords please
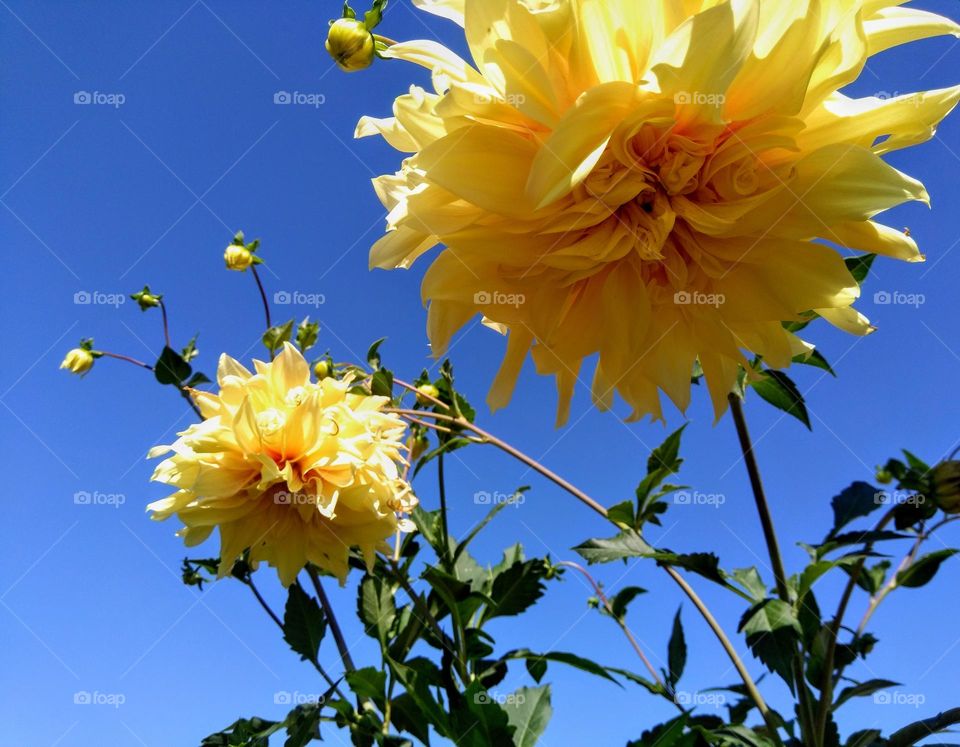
left=727, top=393, right=812, bottom=745
left=437, top=453, right=451, bottom=568
left=557, top=560, right=670, bottom=698
left=159, top=299, right=171, bottom=348
left=251, top=265, right=272, bottom=332
left=99, top=350, right=153, bottom=370
left=306, top=566, right=356, bottom=673
left=385, top=403, right=776, bottom=737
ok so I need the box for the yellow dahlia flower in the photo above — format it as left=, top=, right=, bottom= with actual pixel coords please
left=358, top=0, right=959, bottom=423
left=147, top=342, right=417, bottom=586
left=224, top=244, right=254, bottom=272
left=60, top=347, right=95, bottom=375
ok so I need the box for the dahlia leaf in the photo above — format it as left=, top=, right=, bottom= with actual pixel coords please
left=448, top=682, right=514, bottom=747
left=573, top=531, right=653, bottom=564
left=844, top=254, right=877, bottom=286
left=481, top=558, right=549, bottom=623
left=358, top=574, right=397, bottom=645
left=502, top=649, right=619, bottom=685
left=833, top=679, right=901, bottom=711
left=263, top=319, right=295, bottom=357
left=295, top=317, right=320, bottom=353
left=154, top=345, right=192, bottom=386
left=502, top=685, right=552, bottom=747
left=283, top=582, right=327, bottom=666
left=666, top=606, right=686, bottom=688
left=750, top=370, right=811, bottom=429
left=896, top=548, right=958, bottom=588
left=829, top=481, right=884, bottom=537
left=345, top=667, right=387, bottom=711
left=730, top=567, right=768, bottom=601
left=738, top=599, right=802, bottom=688
left=793, top=349, right=836, bottom=376
left=366, top=337, right=386, bottom=370
left=609, top=586, right=647, bottom=621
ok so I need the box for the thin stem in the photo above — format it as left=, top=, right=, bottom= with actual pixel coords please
left=159, top=299, right=171, bottom=348
left=306, top=566, right=356, bottom=673
left=99, top=351, right=153, bottom=370
left=727, top=393, right=812, bottom=744
left=438, top=453, right=451, bottom=568
left=386, top=404, right=775, bottom=736
left=557, top=561, right=670, bottom=697
left=251, top=265, right=272, bottom=331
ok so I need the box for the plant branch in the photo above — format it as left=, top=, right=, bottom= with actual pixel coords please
left=887, top=707, right=960, bottom=746
left=306, top=565, right=356, bottom=673
left=99, top=351, right=153, bottom=370
left=251, top=265, right=272, bottom=332
left=159, top=299, right=171, bottom=348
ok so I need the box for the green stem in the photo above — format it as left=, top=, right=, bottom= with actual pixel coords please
left=727, top=393, right=813, bottom=745
left=306, top=566, right=356, bottom=673
left=438, top=453, right=452, bottom=569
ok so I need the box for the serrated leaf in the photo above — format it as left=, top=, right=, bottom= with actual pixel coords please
left=358, top=575, right=396, bottom=645
left=730, top=567, right=767, bottom=601
left=503, top=685, right=551, bottom=747
left=482, top=559, right=548, bottom=622
left=573, top=531, right=653, bottom=564
left=610, top=586, right=646, bottom=621
left=263, top=320, right=295, bottom=355
left=830, top=482, right=883, bottom=536
left=607, top=499, right=635, bottom=528
left=833, top=678, right=900, bottom=710
left=739, top=599, right=802, bottom=687
left=282, top=583, right=327, bottom=666
left=346, top=667, right=387, bottom=711
left=295, top=318, right=320, bottom=353
left=897, top=549, right=958, bottom=588
left=751, top=370, right=811, bottom=429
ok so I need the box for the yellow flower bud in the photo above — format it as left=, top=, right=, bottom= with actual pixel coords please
left=407, top=432, right=429, bottom=462
left=932, top=460, right=960, bottom=514
left=326, top=18, right=375, bottom=72
left=416, top=384, right=440, bottom=405
left=224, top=244, right=254, bottom=271
left=313, top=360, right=331, bottom=380
left=60, top=348, right=94, bottom=375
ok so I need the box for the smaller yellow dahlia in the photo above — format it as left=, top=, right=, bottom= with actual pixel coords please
left=147, top=342, right=417, bottom=586
left=60, top=347, right=95, bottom=375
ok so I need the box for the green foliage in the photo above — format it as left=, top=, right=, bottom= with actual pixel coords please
left=263, top=319, right=295, bottom=356
left=283, top=582, right=327, bottom=667
left=750, top=370, right=811, bottom=429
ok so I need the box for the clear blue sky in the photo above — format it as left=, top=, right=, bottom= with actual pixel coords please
left=2, top=2, right=959, bottom=744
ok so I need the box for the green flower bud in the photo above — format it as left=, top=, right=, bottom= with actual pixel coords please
left=326, top=18, right=376, bottom=72
left=932, top=460, right=960, bottom=514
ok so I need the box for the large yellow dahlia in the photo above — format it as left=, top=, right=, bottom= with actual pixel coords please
left=359, top=0, right=959, bottom=423
left=147, top=343, right=416, bottom=586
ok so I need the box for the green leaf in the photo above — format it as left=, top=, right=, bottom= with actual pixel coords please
left=793, top=348, right=835, bottom=376
left=282, top=582, right=327, bottom=666
left=667, top=606, right=686, bottom=687
left=184, top=371, right=211, bottom=388
left=750, top=370, right=811, bottom=429
left=845, top=254, right=876, bottom=285
left=371, top=368, right=394, bottom=397
left=295, top=317, right=320, bottom=353
left=573, top=531, right=653, bottom=564
left=739, top=599, right=802, bottom=687
left=607, top=499, right=636, bottom=529
left=363, top=0, right=388, bottom=30
left=367, top=337, right=386, bottom=370
left=453, top=488, right=530, bottom=563
left=833, top=678, right=900, bottom=710
left=897, top=548, right=958, bottom=588
left=283, top=704, right=322, bottom=747
left=651, top=551, right=729, bottom=589
left=154, top=345, right=192, bottom=386
left=346, top=667, right=387, bottom=712
left=448, top=682, right=514, bottom=747
left=358, top=574, right=397, bottom=645
left=730, top=567, right=767, bottom=601
left=501, top=649, right=618, bottom=684
left=830, top=482, right=883, bottom=536
left=180, top=334, right=199, bottom=362
left=610, top=586, right=646, bottom=621
left=482, top=559, right=548, bottom=622
left=263, top=319, right=295, bottom=355
left=845, top=730, right=882, bottom=747
left=503, top=685, right=551, bottom=747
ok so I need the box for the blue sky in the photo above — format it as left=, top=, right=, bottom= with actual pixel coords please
left=2, top=1, right=959, bottom=745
